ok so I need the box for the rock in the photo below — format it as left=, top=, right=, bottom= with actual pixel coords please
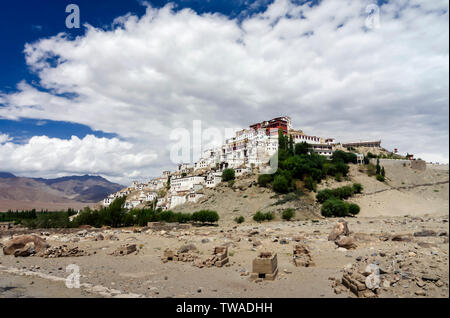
left=179, top=244, right=197, bottom=253
left=201, top=239, right=210, bottom=244
left=422, top=274, right=440, bottom=282
left=415, top=290, right=426, bottom=296
left=14, top=242, right=36, bottom=257
left=95, top=233, right=104, bottom=241
left=364, top=264, right=380, bottom=276
left=365, top=273, right=380, bottom=290
left=391, top=235, right=413, bottom=242
left=335, top=236, right=356, bottom=249
left=252, top=241, right=262, bottom=247
left=414, top=230, right=437, bottom=237
left=3, top=235, right=49, bottom=256
left=280, top=238, right=289, bottom=245
left=328, top=220, right=350, bottom=241
left=382, top=280, right=390, bottom=288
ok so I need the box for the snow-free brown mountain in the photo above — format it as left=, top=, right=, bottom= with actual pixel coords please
left=0, top=172, right=124, bottom=211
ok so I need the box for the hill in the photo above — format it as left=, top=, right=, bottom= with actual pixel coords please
left=0, top=173, right=124, bottom=211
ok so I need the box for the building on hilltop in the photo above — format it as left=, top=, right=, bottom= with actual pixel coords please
left=342, top=140, right=381, bottom=148
left=114, top=115, right=348, bottom=210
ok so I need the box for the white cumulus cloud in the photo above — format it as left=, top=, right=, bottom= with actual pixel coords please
left=0, top=0, right=448, bottom=183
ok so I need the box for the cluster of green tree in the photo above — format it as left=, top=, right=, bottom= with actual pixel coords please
left=321, top=199, right=360, bottom=217
left=257, top=131, right=353, bottom=194
left=0, top=208, right=78, bottom=228
left=317, top=184, right=362, bottom=217
left=316, top=183, right=363, bottom=203
left=70, top=197, right=219, bottom=228
left=253, top=211, right=274, bottom=222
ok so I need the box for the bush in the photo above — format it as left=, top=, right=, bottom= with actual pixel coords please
left=253, top=211, right=274, bottom=222
left=336, top=186, right=354, bottom=200
left=376, top=174, right=385, bottom=182
left=334, top=162, right=349, bottom=177
left=321, top=199, right=350, bottom=217
left=352, top=183, right=363, bottom=194
left=192, top=210, right=219, bottom=223
left=222, top=168, right=235, bottom=182
left=228, top=180, right=235, bottom=187
left=234, top=216, right=245, bottom=224
left=334, top=173, right=343, bottom=182
left=273, top=175, right=289, bottom=193
left=316, top=189, right=335, bottom=203
left=258, top=174, right=273, bottom=187
left=304, top=176, right=317, bottom=192
left=282, top=208, right=295, bottom=221
left=348, top=203, right=360, bottom=215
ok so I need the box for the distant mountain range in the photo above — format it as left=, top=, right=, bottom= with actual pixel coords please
left=0, top=172, right=125, bottom=211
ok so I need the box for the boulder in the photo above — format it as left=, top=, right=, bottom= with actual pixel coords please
left=3, top=235, right=50, bottom=256
left=179, top=244, right=197, bottom=253
left=413, top=230, right=437, bottom=237
left=335, top=236, right=357, bottom=249
left=365, top=273, right=380, bottom=290
left=328, top=220, right=350, bottom=241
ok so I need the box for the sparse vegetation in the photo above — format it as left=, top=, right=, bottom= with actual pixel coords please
left=234, top=216, right=245, bottom=224
left=253, top=211, right=274, bottom=222
left=282, top=208, right=295, bottom=221
left=257, top=174, right=273, bottom=187
left=376, top=174, right=385, bottom=182
left=316, top=184, right=360, bottom=203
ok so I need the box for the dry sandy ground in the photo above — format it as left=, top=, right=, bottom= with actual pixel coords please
left=1, top=214, right=448, bottom=298
left=0, top=162, right=448, bottom=298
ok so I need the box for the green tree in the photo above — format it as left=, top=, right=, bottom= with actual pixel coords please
left=282, top=208, right=295, bottom=221
left=294, top=142, right=309, bottom=156
left=273, top=175, right=289, bottom=193
left=222, top=168, right=235, bottom=182
left=376, top=159, right=381, bottom=175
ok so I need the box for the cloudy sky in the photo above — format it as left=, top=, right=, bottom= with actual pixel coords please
left=0, top=0, right=448, bottom=185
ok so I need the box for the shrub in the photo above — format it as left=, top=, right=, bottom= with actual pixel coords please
left=304, top=176, right=317, bottom=192
left=376, top=174, right=385, bottom=182
left=192, top=210, right=219, bottom=223
left=316, top=189, right=333, bottom=203
left=253, top=211, right=265, bottom=222
left=273, top=192, right=301, bottom=205
left=222, top=168, right=235, bottom=182
left=234, top=216, right=245, bottom=224
left=273, top=175, right=289, bottom=193
left=334, top=162, right=349, bottom=177
left=352, top=183, right=363, bottom=194
left=264, top=212, right=275, bottom=221
left=348, top=203, right=360, bottom=215
left=321, top=199, right=350, bottom=217
left=228, top=180, right=235, bottom=187
left=334, top=173, right=343, bottom=182
left=257, top=174, right=273, bottom=187
left=253, top=211, right=274, bottom=222
left=282, top=208, right=295, bottom=221
left=336, top=186, right=354, bottom=200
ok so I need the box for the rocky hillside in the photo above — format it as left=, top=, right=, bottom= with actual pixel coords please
left=173, top=161, right=449, bottom=222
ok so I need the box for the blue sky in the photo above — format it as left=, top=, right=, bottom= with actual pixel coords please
left=0, top=0, right=276, bottom=143
left=0, top=0, right=448, bottom=183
